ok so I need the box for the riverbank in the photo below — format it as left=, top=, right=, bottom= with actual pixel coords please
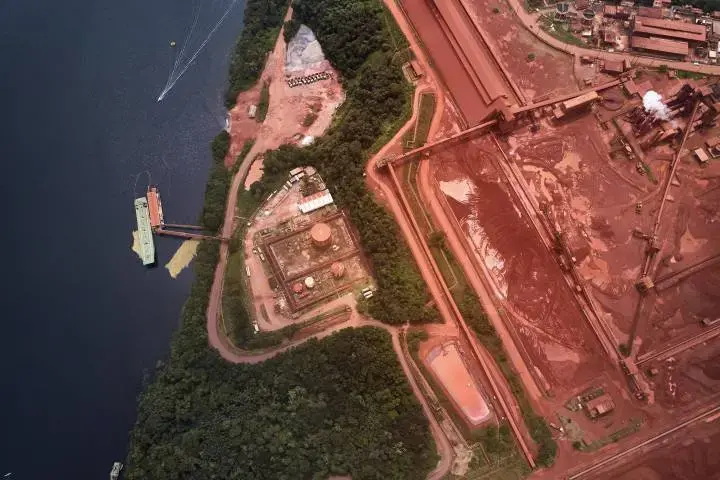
left=126, top=1, right=441, bottom=478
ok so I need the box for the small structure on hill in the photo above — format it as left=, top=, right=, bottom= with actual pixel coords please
left=584, top=394, right=615, bottom=418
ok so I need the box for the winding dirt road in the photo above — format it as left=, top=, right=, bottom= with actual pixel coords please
left=202, top=7, right=454, bottom=478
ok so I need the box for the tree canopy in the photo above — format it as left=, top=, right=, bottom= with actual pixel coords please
left=127, top=326, right=437, bottom=479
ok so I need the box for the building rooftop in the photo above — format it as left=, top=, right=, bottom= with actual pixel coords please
left=634, top=23, right=707, bottom=42
left=297, top=190, right=334, bottom=214
left=585, top=394, right=615, bottom=417
left=602, top=60, right=625, bottom=73
left=638, top=6, right=663, bottom=18
left=634, top=16, right=707, bottom=42
left=631, top=36, right=689, bottom=56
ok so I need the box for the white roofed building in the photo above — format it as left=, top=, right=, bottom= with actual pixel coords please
left=298, top=189, right=334, bottom=213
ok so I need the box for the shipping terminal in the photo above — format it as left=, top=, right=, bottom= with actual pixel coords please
left=134, top=185, right=228, bottom=266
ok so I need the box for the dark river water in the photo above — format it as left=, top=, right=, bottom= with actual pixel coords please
left=0, top=0, right=245, bottom=477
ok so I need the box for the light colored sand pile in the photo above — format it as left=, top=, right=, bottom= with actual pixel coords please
left=165, top=240, right=199, bottom=279
left=286, top=25, right=326, bottom=72
left=439, top=178, right=475, bottom=204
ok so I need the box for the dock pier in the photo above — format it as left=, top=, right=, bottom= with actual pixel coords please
left=155, top=228, right=228, bottom=242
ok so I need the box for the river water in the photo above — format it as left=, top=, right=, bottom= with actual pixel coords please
left=0, top=0, right=245, bottom=477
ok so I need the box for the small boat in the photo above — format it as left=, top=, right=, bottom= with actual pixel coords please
left=110, top=462, right=123, bottom=480
left=170, top=40, right=176, bottom=47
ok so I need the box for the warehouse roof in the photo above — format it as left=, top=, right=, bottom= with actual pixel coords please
left=297, top=190, right=334, bottom=214
left=631, top=36, right=689, bottom=56
left=562, top=91, right=599, bottom=111
left=638, top=6, right=663, bottom=18
left=633, top=23, right=706, bottom=42
left=634, top=16, right=706, bottom=42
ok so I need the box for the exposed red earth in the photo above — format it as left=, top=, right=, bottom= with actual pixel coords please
left=389, top=0, right=720, bottom=477
left=204, top=0, right=720, bottom=478
left=398, top=0, right=510, bottom=125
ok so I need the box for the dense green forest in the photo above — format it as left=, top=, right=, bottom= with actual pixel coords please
left=225, top=0, right=289, bottom=107
left=127, top=320, right=437, bottom=478
left=670, top=0, right=720, bottom=11
left=200, top=131, right=231, bottom=232
left=243, top=0, right=438, bottom=325
left=127, top=1, right=440, bottom=478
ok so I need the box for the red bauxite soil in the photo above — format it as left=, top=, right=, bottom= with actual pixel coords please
left=432, top=136, right=607, bottom=389
left=465, top=0, right=578, bottom=101
left=400, top=0, right=493, bottom=124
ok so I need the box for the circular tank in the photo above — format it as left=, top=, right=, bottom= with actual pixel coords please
left=305, top=276, right=315, bottom=289
left=310, top=222, right=332, bottom=248
left=292, top=282, right=304, bottom=294
left=331, top=262, right=345, bottom=278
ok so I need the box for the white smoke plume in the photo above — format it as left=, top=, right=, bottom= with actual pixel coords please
left=643, top=90, right=671, bottom=120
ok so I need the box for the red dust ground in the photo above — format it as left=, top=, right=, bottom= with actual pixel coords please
left=464, top=0, right=578, bottom=101
left=399, top=0, right=505, bottom=124
left=430, top=135, right=608, bottom=391
left=604, top=420, right=720, bottom=479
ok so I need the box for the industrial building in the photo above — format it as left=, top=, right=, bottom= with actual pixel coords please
left=584, top=394, right=615, bottom=418
left=298, top=189, right=334, bottom=214
left=631, top=36, right=689, bottom=59
left=637, top=6, right=663, bottom=19
left=632, top=16, right=707, bottom=44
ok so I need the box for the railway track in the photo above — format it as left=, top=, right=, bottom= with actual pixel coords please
left=567, top=404, right=720, bottom=479
left=386, top=162, right=537, bottom=469
left=654, top=253, right=720, bottom=291
left=636, top=323, right=720, bottom=366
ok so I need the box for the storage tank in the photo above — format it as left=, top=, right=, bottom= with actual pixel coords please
left=330, top=262, right=345, bottom=278
left=292, top=282, right=304, bottom=294
left=304, top=276, right=315, bottom=289
left=310, top=222, right=332, bottom=248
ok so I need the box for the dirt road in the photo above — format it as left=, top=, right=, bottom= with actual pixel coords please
left=202, top=7, right=454, bottom=478
left=366, top=0, right=539, bottom=468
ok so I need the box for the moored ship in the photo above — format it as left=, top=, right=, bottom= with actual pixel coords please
left=134, top=197, right=155, bottom=266
left=146, top=185, right=164, bottom=228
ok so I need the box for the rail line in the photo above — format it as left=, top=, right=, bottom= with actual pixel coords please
left=386, top=162, right=537, bottom=469
left=654, top=253, right=720, bottom=291
left=636, top=323, right=720, bottom=366
left=629, top=100, right=700, bottom=346
left=567, top=404, right=720, bottom=479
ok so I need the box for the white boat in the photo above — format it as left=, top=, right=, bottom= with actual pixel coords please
left=110, top=462, right=123, bottom=480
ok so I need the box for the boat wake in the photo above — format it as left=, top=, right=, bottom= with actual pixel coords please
left=157, top=0, right=239, bottom=102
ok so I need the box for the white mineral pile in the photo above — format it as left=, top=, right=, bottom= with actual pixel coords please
left=285, top=25, right=327, bottom=72
left=643, top=90, right=671, bottom=120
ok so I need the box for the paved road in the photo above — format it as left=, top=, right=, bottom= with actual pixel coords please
left=505, top=0, right=720, bottom=76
